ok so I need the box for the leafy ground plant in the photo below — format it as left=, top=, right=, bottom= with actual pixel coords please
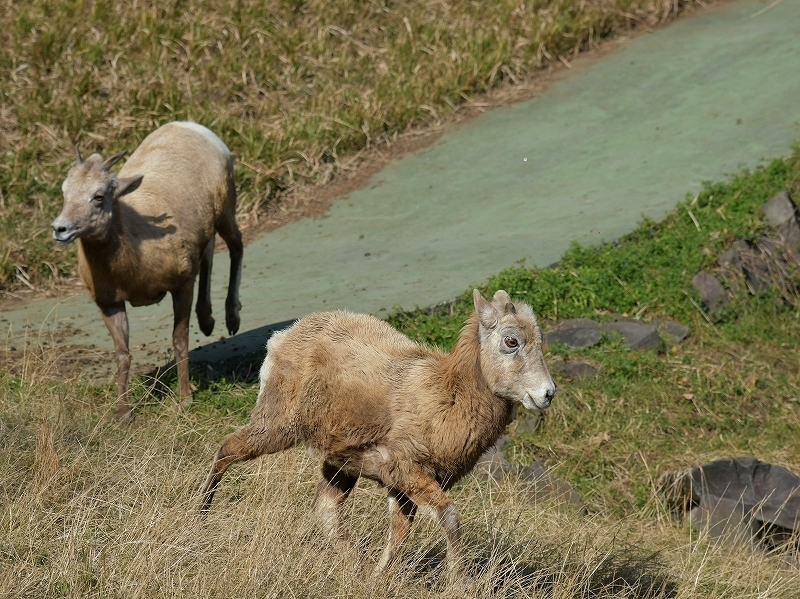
left=0, top=0, right=706, bottom=290
left=2, top=149, right=800, bottom=597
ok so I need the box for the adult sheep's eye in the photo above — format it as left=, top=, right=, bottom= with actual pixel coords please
left=503, top=336, right=519, bottom=349
left=92, top=194, right=104, bottom=203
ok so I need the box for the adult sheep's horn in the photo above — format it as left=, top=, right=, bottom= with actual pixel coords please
left=102, top=150, right=128, bottom=171
left=74, top=144, right=83, bottom=165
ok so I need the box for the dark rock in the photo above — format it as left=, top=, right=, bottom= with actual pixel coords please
left=763, top=191, right=800, bottom=253
left=562, top=361, right=598, bottom=379
left=545, top=318, right=602, bottom=348
left=601, top=320, right=662, bottom=350
left=692, top=270, right=728, bottom=311
left=652, top=319, right=690, bottom=344
left=658, top=457, right=800, bottom=551
left=475, top=440, right=585, bottom=509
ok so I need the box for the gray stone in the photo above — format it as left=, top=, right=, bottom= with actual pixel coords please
left=601, top=320, right=662, bottom=350
left=545, top=318, right=602, bottom=348
left=652, top=319, right=690, bottom=344
left=659, top=457, right=800, bottom=552
left=475, top=440, right=585, bottom=509
left=763, top=191, right=800, bottom=253
left=692, top=270, right=728, bottom=311
left=562, top=361, right=598, bottom=379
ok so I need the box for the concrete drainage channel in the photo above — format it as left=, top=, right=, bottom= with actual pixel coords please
left=1, top=0, right=799, bottom=384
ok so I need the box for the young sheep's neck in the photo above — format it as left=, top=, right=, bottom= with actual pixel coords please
left=438, top=312, right=513, bottom=465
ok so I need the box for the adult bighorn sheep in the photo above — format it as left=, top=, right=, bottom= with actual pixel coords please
left=52, top=121, right=243, bottom=421
left=199, top=289, right=555, bottom=578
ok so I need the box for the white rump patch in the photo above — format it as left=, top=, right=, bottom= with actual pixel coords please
left=173, top=121, right=230, bottom=156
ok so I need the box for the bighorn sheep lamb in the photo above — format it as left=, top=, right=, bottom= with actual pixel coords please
left=199, top=289, right=555, bottom=577
left=51, top=121, right=243, bottom=420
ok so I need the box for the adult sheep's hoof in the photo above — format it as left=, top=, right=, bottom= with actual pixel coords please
left=115, top=407, right=135, bottom=424
left=225, top=302, right=241, bottom=336
left=198, top=314, right=215, bottom=337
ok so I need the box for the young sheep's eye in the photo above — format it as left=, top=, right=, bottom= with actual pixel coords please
left=503, top=336, right=519, bottom=349
left=91, top=194, right=104, bottom=203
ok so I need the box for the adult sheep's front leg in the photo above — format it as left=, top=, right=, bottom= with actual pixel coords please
left=100, top=302, right=133, bottom=422
left=171, top=282, right=194, bottom=407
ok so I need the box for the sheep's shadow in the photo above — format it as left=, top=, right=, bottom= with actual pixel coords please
left=140, top=318, right=297, bottom=399
left=402, top=538, right=677, bottom=598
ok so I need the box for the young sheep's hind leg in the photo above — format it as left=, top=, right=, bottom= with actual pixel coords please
left=198, top=423, right=294, bottom=514
left=312, top=462, right=358, bottom=540
left=195, top=237, right=215, bottom=336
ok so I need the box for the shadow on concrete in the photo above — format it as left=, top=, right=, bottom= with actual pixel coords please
left=144, top=318, right=296, bottom=387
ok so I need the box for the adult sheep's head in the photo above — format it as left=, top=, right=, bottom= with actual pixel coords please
left=474, top=289, right=556, bottom=410
left=51, top=146, right=143, bottom=244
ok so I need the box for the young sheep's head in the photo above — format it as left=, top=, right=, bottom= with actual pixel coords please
left=51, top=146, right=143, bottom=244
left=474, top=289, right=556, bottom=410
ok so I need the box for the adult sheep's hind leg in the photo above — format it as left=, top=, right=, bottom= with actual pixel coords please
left=198, top=422, right=295, bottom=513
left=196, top=237, right=215, bottom=336
left=216, top=207, right=243, bottom=336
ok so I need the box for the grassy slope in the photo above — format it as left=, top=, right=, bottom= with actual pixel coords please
left=2, top=151, right=800, bottom=597
left=0, top=0, right=702, bottom=289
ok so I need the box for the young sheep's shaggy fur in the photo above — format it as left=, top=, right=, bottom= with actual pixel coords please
left=52, top=121, right=243, bottom=420
left=199, top=289, right=555, bottom=577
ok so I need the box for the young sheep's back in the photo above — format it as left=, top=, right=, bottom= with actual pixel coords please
left=256, top=311, right=439, bottom=456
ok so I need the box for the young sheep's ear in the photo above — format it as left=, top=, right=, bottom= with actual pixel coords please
left=102, top=150, right=128, bottom=171
left=115, top=175, right=143, bottom=199
left=492, top=290, right=511, bottom=306
left=473, top=289, right=498, bottom=330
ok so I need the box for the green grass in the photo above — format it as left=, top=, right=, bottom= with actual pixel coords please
left=0, top=0, right=705, bottom=290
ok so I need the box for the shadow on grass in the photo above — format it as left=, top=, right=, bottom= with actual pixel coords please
left=406, top=538, right=677, bottom=598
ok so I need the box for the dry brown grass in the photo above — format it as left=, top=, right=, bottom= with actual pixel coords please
left=3, top=344, right=800, bottom=598
left=0, top=0, right=709, bottom=292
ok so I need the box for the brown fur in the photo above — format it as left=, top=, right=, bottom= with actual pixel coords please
left=199, top=290, right=555, bottom=577
left=52, top=122, right=243, bottom=420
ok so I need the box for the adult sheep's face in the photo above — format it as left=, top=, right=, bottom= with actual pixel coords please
left=51, top=149, right=142, bottom=245
left=474, top=289, right=556, bottom=410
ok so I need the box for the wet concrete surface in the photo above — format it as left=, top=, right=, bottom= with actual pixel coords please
left=2, top=0, right=799, bottom=382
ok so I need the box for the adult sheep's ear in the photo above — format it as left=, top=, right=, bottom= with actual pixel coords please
left=115, top=175, right=143, bottom=199
left=102, top=150, right=128, bottom=171
left=473, top=289, right=498, bottom=330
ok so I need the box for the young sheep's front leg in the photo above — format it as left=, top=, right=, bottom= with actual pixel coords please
left=171, top=283, right=194, bottom=407
left=379, top=467, right=464, bottom=578
left=100, top=302, right=132, bottom=422
left=374, top=490, right=417, bottom=575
